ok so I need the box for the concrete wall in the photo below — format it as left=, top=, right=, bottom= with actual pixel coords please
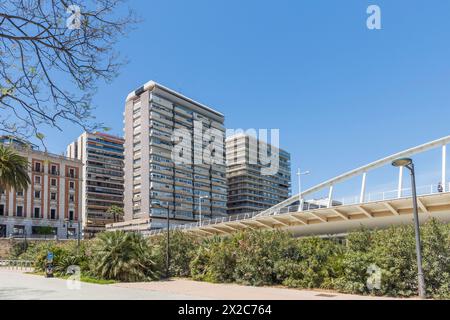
left=0, top=239, right=11, bottom=258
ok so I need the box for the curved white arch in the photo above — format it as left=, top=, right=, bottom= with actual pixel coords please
left=258, top=135, right=450, bottom=216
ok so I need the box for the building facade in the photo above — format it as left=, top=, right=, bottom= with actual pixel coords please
left=226, top=134, right=291, bottom=215
left=122, top=81, right=227, bottom=230
left=67, top=132, right=125, bottom=236
left=0, top=136, right=82, bottom=239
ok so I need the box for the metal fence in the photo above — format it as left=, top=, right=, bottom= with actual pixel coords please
left=0, top=260, right=34, bottom=272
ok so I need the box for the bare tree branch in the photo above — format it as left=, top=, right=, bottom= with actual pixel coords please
left=0, top=0, right=137, bottom=145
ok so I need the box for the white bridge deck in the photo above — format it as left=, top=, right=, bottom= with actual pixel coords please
left=145, top=188, right=450, bottom=238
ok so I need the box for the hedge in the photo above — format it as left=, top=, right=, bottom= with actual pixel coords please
left=12, top=219, right=450, bottom=299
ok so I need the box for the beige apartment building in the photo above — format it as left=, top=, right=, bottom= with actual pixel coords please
left=67, top=132, right=125, bottom=237
left=0, top=136, right=82, bottom=239
left=226, top=133, right=291, bottom=215
left=114, top=81, right=227, bottom=232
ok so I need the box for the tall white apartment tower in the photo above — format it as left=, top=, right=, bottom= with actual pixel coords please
left=226, top=133, right=291, bottom=215
left=67, top=132, right=125, bottom=237
left=123, top=81, right=227, bottom=230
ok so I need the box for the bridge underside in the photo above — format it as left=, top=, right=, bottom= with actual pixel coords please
left=180, top=192, right=450, bottom=238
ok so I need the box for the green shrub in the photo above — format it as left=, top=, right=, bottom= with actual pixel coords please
left=150, top=230, right=200, bottom=278
left=91, top=231, right=159, bottom=282
left=275, top=237, right=344, bottom=289
left=231, top=230, right=292, bottom=286
left=421, top=219, right=450, bottom=299
left=190, top=236, right=236, bottom=283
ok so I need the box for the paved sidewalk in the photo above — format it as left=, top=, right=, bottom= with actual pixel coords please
left=0, top=269, right=405, bottom=300
left=114, top=278, right=400, bottom=300
left=0, top=270, right=205, bottom=300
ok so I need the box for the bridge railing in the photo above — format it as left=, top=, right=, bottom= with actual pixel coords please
left=338, top=183, right=450, bottom=206
left=144, top=182, right=450, bottom=236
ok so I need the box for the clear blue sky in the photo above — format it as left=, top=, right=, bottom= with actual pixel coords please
left=44, top=0, right=450, bottom=199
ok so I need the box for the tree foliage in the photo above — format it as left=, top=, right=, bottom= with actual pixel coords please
left=0, top=0, right=137, bottom=142
left=91, top=231, right=159, bottom=282
left=0, top=144, right=30, bottom=192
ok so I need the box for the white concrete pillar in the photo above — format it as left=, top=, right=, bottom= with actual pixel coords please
left=398, top=166, right=404, bottom=198
left=360, top=172, right=367, bottom=203
left=442, top=145, right=447, bottom=192
left=327, top=185, right=334, bottom=208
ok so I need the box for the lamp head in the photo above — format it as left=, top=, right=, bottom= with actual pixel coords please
left=392, top=158, right=413, bottom=167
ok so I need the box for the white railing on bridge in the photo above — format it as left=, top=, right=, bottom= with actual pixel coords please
left=143, top=182, right=450, bottom=237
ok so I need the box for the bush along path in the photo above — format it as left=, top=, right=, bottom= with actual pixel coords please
left=10, top=219, right=450, bottom=299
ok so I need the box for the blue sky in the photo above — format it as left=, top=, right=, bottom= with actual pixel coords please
left=43, top=0, right=450, bottom=199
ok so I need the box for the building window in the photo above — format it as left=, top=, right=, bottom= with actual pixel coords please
left=69, top=210, right=74, bottom=221
left=51, top=193, right=57, bottom=201
left=0, top=204, right=4, bottom=216
left=34, top=207, right=40, bottom=219
left=16, top=189, right=24, bottom=197
left=34, top=175, right=41, bottom=185
left=16, top=206, right=23, bottom=217
left=51, top=178, right=57, bottom=187
left=13, top=225, right=25, bottom=236
left=50, top=209, right=57, bottom=220
left=51, top=165, right=58, bottom=175
left=34, top=190, right=41, bottom=199
left=69, top=181, right=75, bottom=190
left=32, top=226, right=56, bottom=236
left=0, top=225, right=6, bottom=238
left=35, top=162, right=41, bottom=172
left=67, top=228, right=76, bottom=238
left=69, top=194, right=75, bottom=203
left=69, top=168, right=75, bottom=178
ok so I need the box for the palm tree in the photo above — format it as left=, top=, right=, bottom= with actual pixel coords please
left=107, top=205, right=124, bottom=223
left=0, top=145, right=30, bottom=197
left=92, top=231, right=159, bottom=282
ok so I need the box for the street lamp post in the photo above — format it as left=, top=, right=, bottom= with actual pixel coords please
left=296, top=169, right=310, bottom=211
left=166, top=203, right=170, bottom=279
left=77, top=219, right=81, bottom=253
left=199, top=195, right=209, bottom=225
left=392, top=158, right=426, bottom=299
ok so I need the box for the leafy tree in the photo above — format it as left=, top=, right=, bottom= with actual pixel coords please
left=0, top=144, right=30, bottom=195
left=0, top=0, right=137, bottom=142
left=107, top=205, right=124, bottom=223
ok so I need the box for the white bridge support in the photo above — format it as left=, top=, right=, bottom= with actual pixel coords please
left=442, top=145, right=447, bottom=192
left=398, top=166, right=404, bottom=198
left=327, top=185, right=334, bottom=208
left=360, top=172, right=367, bottom=203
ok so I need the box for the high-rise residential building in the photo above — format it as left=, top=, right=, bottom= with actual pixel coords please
left=66, top=132, right=125, bottom=237
left=0, top=136, right=82, bottom=239
left=119, top=81, right=227, bottom=231
left=226, top=133, right=291, bottom=215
